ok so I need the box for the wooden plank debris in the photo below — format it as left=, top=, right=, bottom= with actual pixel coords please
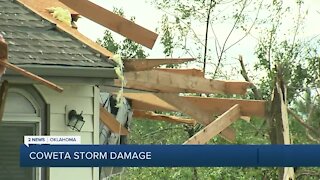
left=183, top=96, right=266, bottom=118
left=123, top=93, right=266, bottom=118
left=99, top=105, right=129, bottom=135
left=0, top=61, right=63, bottom=93
left=123, top=58, right=195, bottom=71
left=119, top=70, right=250, bottom=95
left=183, top=104, right=240, bottom=144
left=124, top=93, right=177, bottom=111
left=240, top=116, right=251, bottom=122
left=155, top=93, right=236, bottom=142
left=133, top=110, right=196, bottom=125
left=59, top=0, right=158, bottom=49
left=154, top=68, right=204, bottom=77
left=0, top=80, right=8, bottom=123
left=18, top=0, right=114, bottom=58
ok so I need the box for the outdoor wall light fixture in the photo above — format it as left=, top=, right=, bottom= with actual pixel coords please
left=67, top=110, right=85, bottom=132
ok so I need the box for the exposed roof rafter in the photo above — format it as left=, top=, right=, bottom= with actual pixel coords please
left=123, top=93, right=266, bottom=118
left=118, top=70, right=250, bottom=95
left=154, top=93, right=236, bottom=142
left=184, top=104, right=241, bottom=144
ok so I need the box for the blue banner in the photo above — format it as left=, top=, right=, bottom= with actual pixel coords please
left=20, top=145, right=320, bottom=167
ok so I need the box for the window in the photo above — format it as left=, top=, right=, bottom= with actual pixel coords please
left=0, top=86, right=46, bottom=180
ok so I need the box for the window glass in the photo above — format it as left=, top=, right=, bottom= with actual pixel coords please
left=0, top=125, right=35, bottom=180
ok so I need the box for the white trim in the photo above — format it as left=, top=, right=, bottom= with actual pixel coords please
left=93, top=86, right=99, bottom=180
left=7, top=88, right=41, bottom=116
left=1, top=87, right=43, bottom=180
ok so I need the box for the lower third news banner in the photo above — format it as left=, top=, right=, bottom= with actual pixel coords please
left=20, top=144, right=320, bottom=167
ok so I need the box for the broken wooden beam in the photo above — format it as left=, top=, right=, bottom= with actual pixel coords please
left=183, top=96, right=266, bottom=118
left=99, top=105, right=129, bottom=135
left=119, top=70, right=250, bottom=95
left=183, top=104, right=241, bottom=144
left=0, top=80, right=8, bottom=123
left=0, top=61, right=63, bottom=93
left=155, top=93, right=236, bottom=142
left=59, top=0, right=158, bottom=49
left=154, top=68, right=204, bottom=77
left=114, top=79, right=178, bottom=93
left=123, top=58, right=195, bottom=71
left=133, top=110, right=196, bottom=125
left=123, top=93, right=266, bottom=118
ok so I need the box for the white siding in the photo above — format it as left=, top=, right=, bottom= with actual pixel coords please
left=35, top=84, right=100, bottom=180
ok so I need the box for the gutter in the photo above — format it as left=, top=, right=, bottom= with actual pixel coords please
left=3, top=65, right=117, bottom=85
left=5, top=65, right=116, bottom=78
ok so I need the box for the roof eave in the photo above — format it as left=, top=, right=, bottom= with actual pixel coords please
left=5, top=64, right=116, bottom=79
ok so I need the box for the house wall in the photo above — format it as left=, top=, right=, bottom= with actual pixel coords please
left=35, top=84, right=100, bottom=180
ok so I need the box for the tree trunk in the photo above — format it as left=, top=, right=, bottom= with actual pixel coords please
left=267, top=66, right=295, bottom=180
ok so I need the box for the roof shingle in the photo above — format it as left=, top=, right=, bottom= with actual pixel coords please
left=0, top=0, right=115, bottom=68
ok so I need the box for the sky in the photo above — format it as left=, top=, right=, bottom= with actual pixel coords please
left=77, top=0, right=320, bottom=79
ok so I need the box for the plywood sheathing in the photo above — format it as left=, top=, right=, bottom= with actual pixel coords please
left=17, top=0, right=113, bottom=58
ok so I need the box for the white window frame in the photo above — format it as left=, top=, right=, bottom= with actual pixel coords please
left=2, top=87, right=44, bottom=180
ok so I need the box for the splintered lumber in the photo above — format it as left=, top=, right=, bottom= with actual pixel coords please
left=155, top=93, right=236, bottom=142
left=133, top=110, right=196, bottom=125
left=0, top=61, right=63, bottom=93
left=183, top=104, right=241, bottom=144
left=114, top=79, right=182, bottom=93
left=240, top=116, right=251, bottom=122
left=0, top=80, right=8, bottom=122
left=124, top=93, right=177, bottom=111
left=0, top=40, right=63, bottom=93
left=123, top=58, right=195, bottom=71
left=154, top=68, right=204, bottom=77
left=59, top=0, right=158, bottom=49
left=183, top=96, right=266, bottom=117
left=119, top=70, right=250, bottom=95
left=123, top=93, right=266, bottom=118
left=99, top=105, right=129, bottom=135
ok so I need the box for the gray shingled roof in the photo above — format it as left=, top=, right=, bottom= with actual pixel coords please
left=0, top=0, right=115, bottom=68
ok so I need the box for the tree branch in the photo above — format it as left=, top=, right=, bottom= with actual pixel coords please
left=287, top=108, right=320, bottom=139
left=296, top=170, right=320, bottom=179
left=203, top=0, right=215, bottom=74
left=238, top=55, right=262, bottom=99
left=213, top=0, right=248, bottom=77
